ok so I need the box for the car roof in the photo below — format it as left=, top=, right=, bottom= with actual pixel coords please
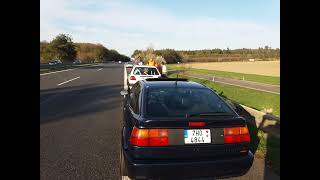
left=133, top=65, right=157, bottom=68
left=141, top=80, right=206, bottom=89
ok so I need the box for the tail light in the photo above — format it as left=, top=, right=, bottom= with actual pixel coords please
left=189, top=122, right=205, bottom=127
left=130, top=76, right=136, bottom=80
left=224, top=126, right=250, bottom=143
left=130, top=127, right=168, bottom=146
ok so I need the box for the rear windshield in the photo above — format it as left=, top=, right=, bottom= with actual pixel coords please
left=146, top=87, right=234, bottom=117
left=133, top=67, right=159, bottom=75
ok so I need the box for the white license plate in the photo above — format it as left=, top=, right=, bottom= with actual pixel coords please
left=184, top=129, right=211, bottom=144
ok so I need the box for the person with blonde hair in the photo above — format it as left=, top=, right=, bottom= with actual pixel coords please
left=147, top=58, right=156, bottom=66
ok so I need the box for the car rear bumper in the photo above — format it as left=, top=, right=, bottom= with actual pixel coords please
left=124, top=150, right=254, bottom=179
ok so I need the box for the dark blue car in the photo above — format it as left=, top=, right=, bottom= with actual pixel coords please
left=120, top=78, right=254, bottom=179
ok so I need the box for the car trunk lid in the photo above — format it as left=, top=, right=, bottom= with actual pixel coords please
left=129, top=116, right=250, bottom=160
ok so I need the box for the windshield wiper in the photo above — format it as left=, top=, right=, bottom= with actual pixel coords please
left=186, top=112, right=234, bottom=118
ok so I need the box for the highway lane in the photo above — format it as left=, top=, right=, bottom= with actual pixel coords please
left=40, top=63, right=123, bottom=180
left=40, top=63, right=279, bottom=180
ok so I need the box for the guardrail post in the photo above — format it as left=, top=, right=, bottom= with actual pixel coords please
left=212, top=76, right=215, bottom=82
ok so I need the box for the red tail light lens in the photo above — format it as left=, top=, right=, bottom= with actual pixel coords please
left=130, top=76, right=136, bottom=80
left=130, top=127, right=168, bottom=146
left=224, top=126, right=250, bottom=143
left=130, top=128, right=149, bottom=146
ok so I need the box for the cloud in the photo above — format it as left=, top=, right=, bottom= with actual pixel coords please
left=40, top=0, right=280, bottom=56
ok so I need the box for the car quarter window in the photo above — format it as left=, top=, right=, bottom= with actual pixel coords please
left=129, top=83, right=141, bottom=114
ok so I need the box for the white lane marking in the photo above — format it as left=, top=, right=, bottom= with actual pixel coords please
left=185, top=75, right=280, bottom=95
left=40, top=68, right=77, bottom=76
left=97, top=68, right=103, bottom=71
left=40, top=64, right=99, bottom=76
left=57, top=76, right=80, bottom=86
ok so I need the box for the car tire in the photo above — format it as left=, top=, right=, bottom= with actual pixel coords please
left=120, top=143, right=132, bottom=180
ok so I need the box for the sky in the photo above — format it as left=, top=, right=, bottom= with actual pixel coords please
left=40, top=0, right=280, bottom=56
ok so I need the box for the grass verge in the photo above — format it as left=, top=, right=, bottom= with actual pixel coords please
left=250, top=126, right=280, bottom=175
left=167, top=65, right=280, bottom=85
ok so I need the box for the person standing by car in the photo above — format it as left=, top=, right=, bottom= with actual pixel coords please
left=156, top=62, right=162, bottom=75
left=147, top=58, right=156, bottom=66
left=161, top=62, right=167, bottom=77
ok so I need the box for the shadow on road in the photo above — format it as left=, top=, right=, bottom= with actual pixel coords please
left=40, top=84, right=123, bottom=124
left=260, top=116, right=280, bottom=177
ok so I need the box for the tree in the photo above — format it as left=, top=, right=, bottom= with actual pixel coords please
left=47, top=34, right=77, bottom=62
left=145, top=46, right=155, bottom=62
left=95, top=45, right=109, bottom=62
left=155, top=49, right=182, bottom=64
left=40, top=42, right=51, bottom=63
left=226, top=47, right=231, bottom=54
left=131, top=50, right=142, bottom=58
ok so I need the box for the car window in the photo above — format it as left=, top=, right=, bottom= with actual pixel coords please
left=129, top=83, right=140, bottom=114
left=146, top=87, right=234, bottom=117
left=133, top=67, right=159, bottom=75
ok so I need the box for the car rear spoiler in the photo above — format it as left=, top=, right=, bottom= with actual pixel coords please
left=145, top=78, right=188, bottom=81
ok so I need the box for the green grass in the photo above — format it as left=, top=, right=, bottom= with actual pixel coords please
left=169, top=74, right=280, bottom=117
left=167, top=65, right=280, bottom=85
left=253, top=130, right=280, bottom=175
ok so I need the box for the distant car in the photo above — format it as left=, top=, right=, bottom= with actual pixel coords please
left=73, top=59, right=81, bottom=64
left=48, top=60, right=62, bottom=65
left=119, top=78, right=253, bottom=179
left=127, top=65, right=161, bottom=89
left=119, top=61, right=122, bottom=64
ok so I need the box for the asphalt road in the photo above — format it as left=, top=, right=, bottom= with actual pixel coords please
left=40, top=63, right=123, bottom=180
left=40, top=63, right=279, bottom=180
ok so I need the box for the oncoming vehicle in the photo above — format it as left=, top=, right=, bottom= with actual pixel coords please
left=127, top=65, right=161, bottom=89
left=119, top=78, right=254, bottom=179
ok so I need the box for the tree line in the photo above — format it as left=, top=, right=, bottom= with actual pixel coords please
left=131, top=49, right=183, bottom=64
left=40, top=34, right=130, bottom=64
left=131, top=46, right=280, bottom=64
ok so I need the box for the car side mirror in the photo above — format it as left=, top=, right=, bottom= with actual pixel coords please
left=120, top=90, right=128, bottom=96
